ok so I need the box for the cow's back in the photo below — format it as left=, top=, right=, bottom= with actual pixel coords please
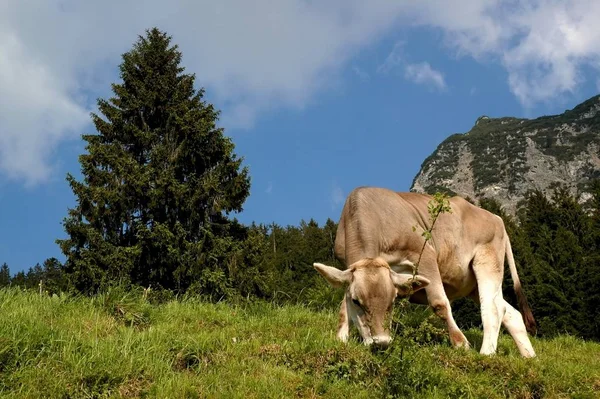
left=335, top=187, right=506, bottom=273
left=428, top=194, right=505, bottom=252
left=335, top=187, right=435, bottom=265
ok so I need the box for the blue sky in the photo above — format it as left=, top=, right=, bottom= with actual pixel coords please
left=2, top=1, right=600, bottom=273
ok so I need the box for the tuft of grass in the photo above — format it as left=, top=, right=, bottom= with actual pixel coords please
left=0, top=287, right=598, bottom=398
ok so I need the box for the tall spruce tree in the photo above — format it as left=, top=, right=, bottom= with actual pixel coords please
left=57, top=28, right=250, bottom=293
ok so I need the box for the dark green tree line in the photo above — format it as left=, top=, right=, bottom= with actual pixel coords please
left=0, top=258, right=68, bottom=294
left=7, top=182, right=600, bottom=340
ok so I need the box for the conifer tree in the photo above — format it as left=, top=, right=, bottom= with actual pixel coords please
left=584, top=181, right=600, bottom=338
left=41, top=258, right=68, bottom=294
left=0, top=263, right=10, bottom=287
left=57, top=28, right=250, bottom=293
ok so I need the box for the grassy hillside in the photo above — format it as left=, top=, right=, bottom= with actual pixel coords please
left=0, top=288, right=598, bottom=398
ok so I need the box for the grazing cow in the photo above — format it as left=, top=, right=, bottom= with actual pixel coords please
left=314, top=186, right=536, bottom=358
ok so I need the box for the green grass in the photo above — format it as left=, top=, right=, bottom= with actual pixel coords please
left=0, top=288, right=599, bottom=398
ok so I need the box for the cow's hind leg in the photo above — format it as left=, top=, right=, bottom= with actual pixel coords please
left=502, top=300, right=536, bottom=358
left=472, top=247, right=506, bottom=356
left=470, top=292, right=536, bottom=358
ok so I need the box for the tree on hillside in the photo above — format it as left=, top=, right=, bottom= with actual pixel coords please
left=26, top=263, right=44, bottom=289
left=0, top=263, right=10, bottom=287
left=513, top=186, right=596, bottom=338
left=11, top=271, right=26, bottom=288
left=41, top=258, right=68, bottom=294
left=57, top=28, right=250, bottom=294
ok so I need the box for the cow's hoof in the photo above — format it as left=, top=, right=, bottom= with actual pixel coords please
left=479, top=344, right=497, bottom=356
left=336, top=331, right=349, bottom=343
left=450, top=332, right=470, bottom=350
left=521, top=348, right=536, bottom=358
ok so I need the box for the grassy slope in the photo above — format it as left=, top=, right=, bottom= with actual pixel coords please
left=0, top=288, right=598, bottom=398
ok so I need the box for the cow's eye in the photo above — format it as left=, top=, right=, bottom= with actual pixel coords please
left=352, top=298, right=361, bottom=307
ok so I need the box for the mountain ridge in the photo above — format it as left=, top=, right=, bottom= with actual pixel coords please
left=410, top=94, right=600, bottom=214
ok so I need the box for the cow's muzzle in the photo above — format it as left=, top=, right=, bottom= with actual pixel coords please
left=370, top=335, right=392, bottom=349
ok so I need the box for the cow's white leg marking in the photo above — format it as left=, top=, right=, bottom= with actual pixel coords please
left=478, top=287, right=505, bottom=355
left=336, top=297, right=350, bottom=342
left=502, top=300, right=536, bottom=358
left=473, top=252, right=506, bottom=356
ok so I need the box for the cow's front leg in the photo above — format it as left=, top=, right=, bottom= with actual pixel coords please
left=430, top=295, right=470, bottom=349
left=336, top=296, right=350, bottom=342
left=415, top=253, right=471, bottom=350
left=423, top=277, right=470, bottom=349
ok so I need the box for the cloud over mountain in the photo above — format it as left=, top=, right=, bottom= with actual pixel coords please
left=2, top=0, right=600, bottom=185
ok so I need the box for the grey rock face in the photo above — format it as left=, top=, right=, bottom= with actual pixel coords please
left=410, top=95, right=600, bottom=214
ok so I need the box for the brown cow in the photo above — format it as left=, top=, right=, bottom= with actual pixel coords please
left=314, top=186, right=536, bottom=357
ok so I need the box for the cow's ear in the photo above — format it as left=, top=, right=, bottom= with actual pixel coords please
left=313, top=263, right=352, bottom=288
left=390, top=271, right=430, bottom=296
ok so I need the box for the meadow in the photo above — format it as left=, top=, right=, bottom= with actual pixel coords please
left=0, top=287, right=598, bottom=398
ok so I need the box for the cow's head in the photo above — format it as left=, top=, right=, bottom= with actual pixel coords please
left=313, top=257, right=430, bottom=348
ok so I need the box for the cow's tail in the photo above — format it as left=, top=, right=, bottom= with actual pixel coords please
left=505, top=234, right=537, bottom=335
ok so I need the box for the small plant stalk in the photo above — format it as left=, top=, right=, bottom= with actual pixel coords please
left=410, top=193, right=452, bottom=288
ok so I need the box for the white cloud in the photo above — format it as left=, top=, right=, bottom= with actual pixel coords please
left=352, top=66, right=370, bottom=81
left=376, top=41, right=445, bottom=91
left=0, top=0, right=412, bottom=185
left=377, top=41, right=405, bottom=74
left=331, top=181, right=345, bottom=210
left=499, top=1, right=600, bottom=107
left=3, top=0, right=600, bottom=185
left=406, top=0, right=600, bottom=108
left=404, top=62, right=447, bottom=91
left=0, top=31, right=89, bottom=186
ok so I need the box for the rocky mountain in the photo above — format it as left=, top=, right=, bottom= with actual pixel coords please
left=410, top=94, right=600, bottom=214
